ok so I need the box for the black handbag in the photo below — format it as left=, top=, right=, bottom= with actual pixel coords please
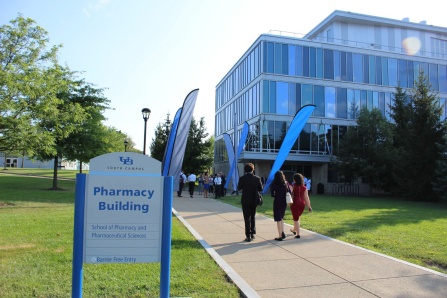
left=257, top=193, right=263, bottom=206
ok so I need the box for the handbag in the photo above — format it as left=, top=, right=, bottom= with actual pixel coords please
left=285, top=184, right=293, bottom=206
left=257, top=193, right=263, bottom=206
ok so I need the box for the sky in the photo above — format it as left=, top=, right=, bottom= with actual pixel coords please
left=2, top=0, right=447, bottom=152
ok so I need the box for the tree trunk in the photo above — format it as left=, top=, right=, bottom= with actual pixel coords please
left=52, top=155, right=59, bottom=190
left=79, top=161, right=83, bottom=174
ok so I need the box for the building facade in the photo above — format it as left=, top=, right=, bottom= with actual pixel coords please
left=214, top=10, right=447, bottom=194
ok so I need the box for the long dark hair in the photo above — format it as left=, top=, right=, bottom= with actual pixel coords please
left=273, top=170, right=286, bottom=186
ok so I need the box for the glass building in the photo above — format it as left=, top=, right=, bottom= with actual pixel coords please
left=214, top=10, right=447, bottom=194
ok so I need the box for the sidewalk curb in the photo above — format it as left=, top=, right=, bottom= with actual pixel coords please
left=172, top=207, right=261, bottom=298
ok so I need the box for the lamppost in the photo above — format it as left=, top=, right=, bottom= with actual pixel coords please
left=124, top=139, right=128, bottom=152
left=141, top=108, right=151, bottom=155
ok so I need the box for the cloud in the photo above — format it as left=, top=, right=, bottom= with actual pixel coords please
left=83, top=0, right=111, bottom=17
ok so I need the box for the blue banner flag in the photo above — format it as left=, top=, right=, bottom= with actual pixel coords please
left=162, top=108, right=182, bottom=176
left=225, top=122, right=249, bottom=190
left=262, top=105, right=316, bottom=194
left=162, top=89, right=199, bottom=190
left=223, top=133, right=238, bottom=191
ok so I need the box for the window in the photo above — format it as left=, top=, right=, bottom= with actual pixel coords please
left=276, top=82, right=288, bottom=114
left=325, top=86, right=336, bottom=118
left=431, top=37, right=447, bottom=59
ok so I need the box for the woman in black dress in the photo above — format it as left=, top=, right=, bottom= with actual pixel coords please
left=270, top=171, right=289, bottom=241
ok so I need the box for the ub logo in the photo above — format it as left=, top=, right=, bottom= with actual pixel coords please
left=119, top=157, right=133, bottom=165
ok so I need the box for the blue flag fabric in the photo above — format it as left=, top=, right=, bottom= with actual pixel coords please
left=162, top=108, right=182, bottom=176
left=162, top=89, right=199, bottom=190
left=223, top=133, right=237, bottom=191
left=225, top=122, right=249, bottom=190
left=262, top=105, right=316, bottom=194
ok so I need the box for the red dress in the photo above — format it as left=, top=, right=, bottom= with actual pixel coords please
left=291, top=184, right=306, bottom=221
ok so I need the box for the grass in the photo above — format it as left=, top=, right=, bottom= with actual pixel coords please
left=0, top=171, right=241, bottom=298
left=223, top=193, right=447, bottom=275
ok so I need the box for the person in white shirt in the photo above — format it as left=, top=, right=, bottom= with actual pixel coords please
left=187, top=173, right=197, bottom=198
left=306, top=177, right=312, bottom=193
left=214, top=174, right=222, bottom=198
left=177, top=171, right=187, bottom=197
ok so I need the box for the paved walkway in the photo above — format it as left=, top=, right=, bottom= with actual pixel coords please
left=173, top=194, right=447, bottom=298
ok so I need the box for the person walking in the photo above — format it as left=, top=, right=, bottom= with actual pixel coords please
left=177, top=171, right=187, bottom=197
left=208, top=174, right=214, bottom=195
left=214, top=174, right=222, bottom=198
left=270, top=171, right=290, bottom=241
left=220, top=172, right=226, bottom=196
left=203, top=172, right=210, bottom=198
left=187, top=172, right=197, bottom=198
left=290, top=173, right=312, bottom=238
left=237, top=163, right=263, bottom=242
left=198, top=175, right=203, bottom=195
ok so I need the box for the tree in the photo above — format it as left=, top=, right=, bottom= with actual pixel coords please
left=0, top=15, right=66, bottom=156
left=390, top=72, right=446, bottom=201
left=182, top=117, right=213, bottom=174
left=333, top=107, right=394, bottom=192
left=433, top=135, right=447, bottom=201
left=58, top=80, right=112, bottom=172
left=149, top=113, right=171, bottom=161
left=150, top=114, right=213, bottom=174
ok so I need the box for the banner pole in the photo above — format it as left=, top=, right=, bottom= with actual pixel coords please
left=160, top=176, right=173, bottom=298
left=72, top=173, right=86, bottom=298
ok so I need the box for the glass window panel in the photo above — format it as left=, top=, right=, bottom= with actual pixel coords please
left=282, top=44, right=288, bottom=75
left=385, top=92, right=392, bottom=121
left=373, top=91, right=379, bottom=109
left=439, top=65, right=447, bottom=92
left=341, top=51, right=347, bottom=81
left=337, top=88, right=347, bottom=119
left=376, top=56, right=382, bottom=85
left=316, top=48, right=323, bottom=78
left=311, top=124, right=319, bottom=153
left=267, top=42, right=274, bottom=73
left=276, top=82, right=288, bottom=115
left=302, top=84, right=313, bottom=106
left=347, top=52, right=353, bottom=81
left=296, top=46, right=303, bottom=76
left=309, top=47, right=316, bottom=77
left=353, top=53, right=363, bottom=83
left=274, top=43, right=282, bottom=74
left=299, top=123, right=311, bottom=153
left=398, top=59, right=408, bottom=88
left=382, top=57, right=389, bottom=86
left=407, top=61, right=414, bottom=88
left=420, top=62, right=429, bottom=77
left=429, top=63, right=439, bottom=91
left=296, top=83, right=301, bottom=110
left=288, top=45, right=296, bottom=75
left=347, top=89, right=360, bottom=119
left=388, top=58, right=398, bottom=86
left=324, top=49, right=334, bottom=79
left=288, top=83, right=296, bottom=115
left=314, top=85, right=325, bottom=117
left=262, top=120, right=274, bottom=150
left=262, top=80, right=269, bottom=113
left=274, top=121, right=288, bottom=150
left=369, top=55, right=376, bottom=84
left=325, top=86, right=336, bottom=118
left=303, top=46, right=309, bottom=77
left=325, top=124, right=333, bottom=155
left=367, top=90, right=373, bottom=110
left=379, top=92, right=385, bottom=116
left=362, top=54, right=369, bottom=83
left=334, top=50, right=340, bottom=80
left=318, top=123, right=326, bottom=154
left=269, top=81, right=276, bottom=113
left=360, top=90, right=367, bottom=109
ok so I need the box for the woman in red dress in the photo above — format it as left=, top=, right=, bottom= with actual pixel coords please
left=290, top=173, right=312, bottom=238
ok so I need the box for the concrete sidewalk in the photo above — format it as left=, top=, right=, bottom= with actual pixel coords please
left=173, top=195, right=447, bottom=298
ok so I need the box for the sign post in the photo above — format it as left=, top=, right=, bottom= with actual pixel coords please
left=72, top=152, right=173, bottom=297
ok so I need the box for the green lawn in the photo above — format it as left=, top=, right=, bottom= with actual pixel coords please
left=0, top=172, right=241, bottom=297
left=223, top=193, right=447, bottom=274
